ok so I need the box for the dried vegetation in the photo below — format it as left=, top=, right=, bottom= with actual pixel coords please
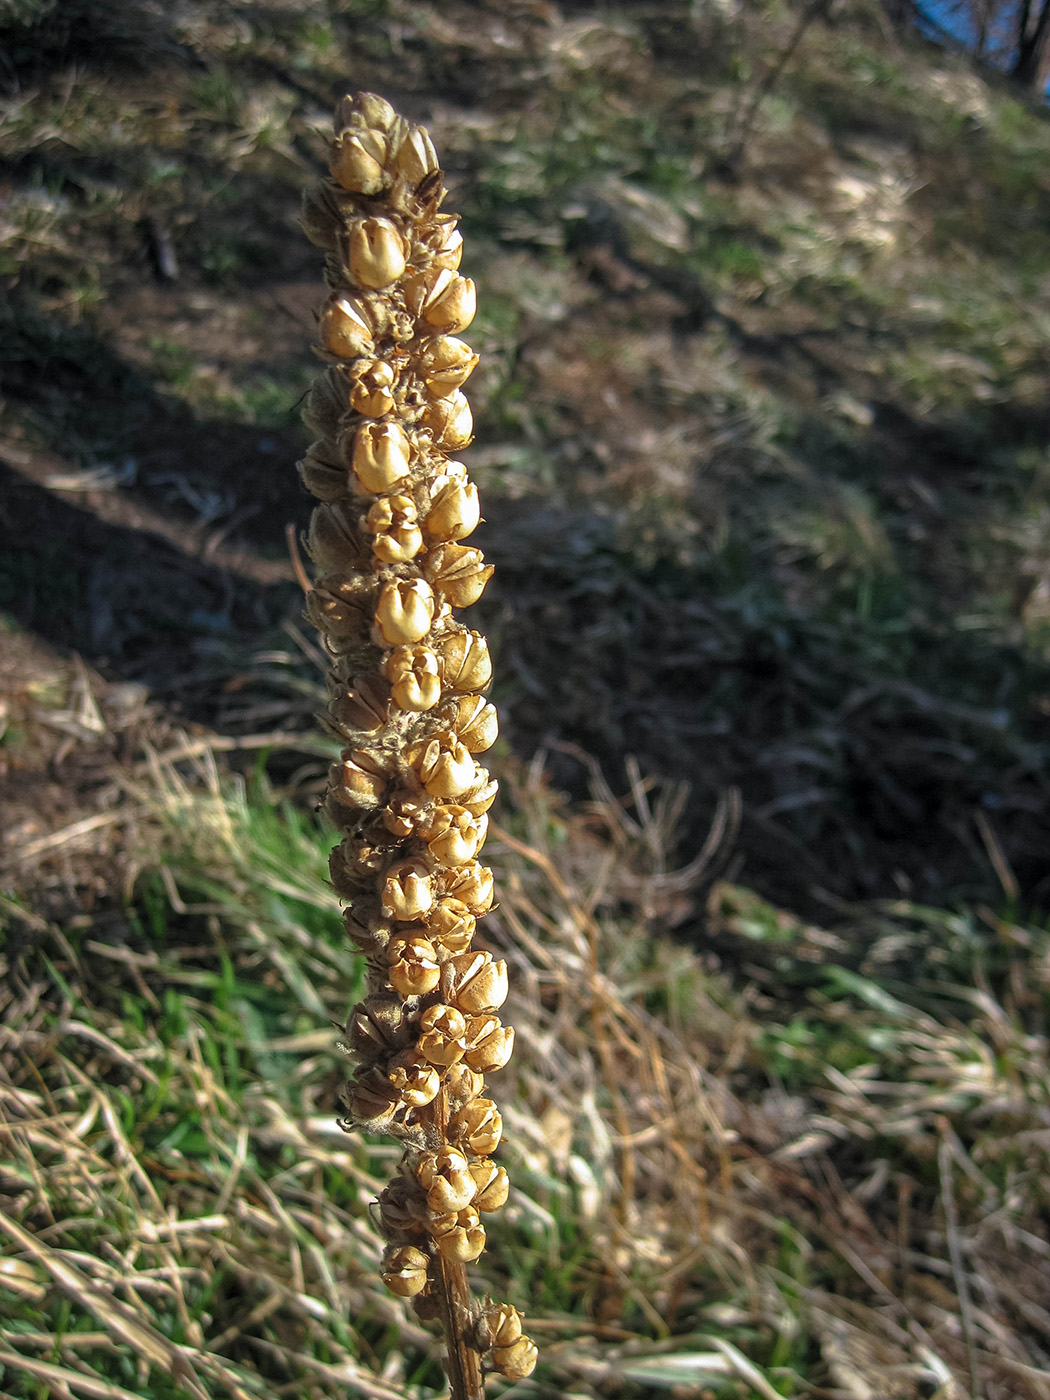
left=2, top=0, right=1050, bottom=1397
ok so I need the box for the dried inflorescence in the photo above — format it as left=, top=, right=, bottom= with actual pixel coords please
left=299, top=92, right=535, bottom=1390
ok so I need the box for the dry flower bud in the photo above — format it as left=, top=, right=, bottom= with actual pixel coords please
left=320, top=292, right=376, bottom=359
left=470, top=1162, right=510, bottom=1212
left=441, top=860, right=495, bottom=914
left=381, top=1244, right=430, bottom=1297
left=424, top=391, right=474, bottom=450
left=387, top=935, right=440, bottom=997
left=450, top=1098, right=502, bottom=1156
left=417, top=1002, right=468, bottom=1066
left=397, top=127, right=439, bottom=186
left=352, top=422, right=412, bottom=493
left=418, top=336, right=479, bottom=397
left=442, top=951, right=508, bottom=1013
left=425, top=899, right=477, bottom=952
left=439, top=629, right=492, bottom=692
left=425, top=543, right=493, bottom=608
left=386, top=1050, right=440, bottom=1108
left=382, top=861, right=434, bottom=921
left=464, top=1017, right=514, bottom=1073
left=376, top=579, right=436, bottom=645
left=384, top=645, right=441, bottom=712
left=350, top=218, right=408, bottom=289
left=427, top=807, right=488, bottom=866
left=426, top=478, right=480, bottom=542
left=416, top=1146, right=476, bottom=1213
left=329, top=750, right=388, bottom=808
left=492, top=1337, right=538, bottom=1379
left=417, top=733, right=477, bottom=798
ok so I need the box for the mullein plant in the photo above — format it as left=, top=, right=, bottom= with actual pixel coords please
left=298, top=92, right=537, bottom=1398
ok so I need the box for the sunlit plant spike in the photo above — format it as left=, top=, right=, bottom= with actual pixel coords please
left=298, top=92, right=535, bottom=1398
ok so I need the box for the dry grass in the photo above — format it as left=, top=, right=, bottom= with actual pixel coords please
left=3, top=737, right=1049, bottom=1398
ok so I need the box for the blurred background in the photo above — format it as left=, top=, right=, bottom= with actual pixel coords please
left=1, top=1, right=1049, bottom=1397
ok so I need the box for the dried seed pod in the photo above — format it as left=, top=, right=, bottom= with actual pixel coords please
left=386, top=934, right=440, bottom=997
left=429, top=1206, right=486, bottom=1263
left=425, top=899, right=477, bottom=952
left=439, top=629, right=492, bottom=691
left=470, top=1161, right=510, bottom=1212
left=349, top=358, right=397, bottom=417
left=415, top=732, right=477, bottom=799
left=349, top=217, right=408, bottom=289
left=378, top=1177, right=428, bottom=1236
left=442, top=951, right=508, bottom=1013
left=441, top=860, right=495, bottom=915
left=386, top=1050, right=441, bottom=1108
left=343, top=1067, right=400, bottom=1126
left=423, top=391, right=474, bottom=451
left=396, top=126, right=439, bottom=187
left=480, top=1303, right=522, bottom=1350
left=320, top=291, right=376, bottom=359
left=439, top=694, right=498, bottom=753
left=415, top=1146, right=476, bottom=1214
left=382, top=861, right=435, bottom=921
left=425, top=477, right=481, bottom=542
left=459, top=771, right=499, bottom=817
left=417, top=336, right=479, bottom=398
left=329, top=750, right=388, bottom=809
left=299, top=441, right=350, bottom=500
left=492, top=1337, right=538, bottom=1379
left=366, top=493, right=424, bottom=563
left=426, top=807, right=488, bottom=866
left=449, top=1098, right=502, bottom=1156
left=384, top=645, right=442, bottom=712
left=463, top=1016, right=514, bottom=1073
left=375, top=579, right=436, bottom=645
left=351, top=422, right=412, bottom=493
left=411, top=270, right=476, bottom=333
left=381, top=1244, right=430, bottom=1297
left=329, top=676, right=390, bottom=734
left=444, top=1061, right=485, bottom=1109
left=425, top=543, right=493, bottom=608
left=417, top=1002, right=468, bottom=1066
left=348, top=993, right=411, bottom=1052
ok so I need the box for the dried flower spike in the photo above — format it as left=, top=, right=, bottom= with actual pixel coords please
left=299, top=93, right=536, bottom=1398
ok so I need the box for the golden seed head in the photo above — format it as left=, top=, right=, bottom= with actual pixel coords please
left=416, top=270, right=477, bottom=333
left=425, top=543, right=493, bottom=608
left=417, top=732, right=478, bottom=799
left=418, top=335, right=479, bottom=397
left=348, top=993, right=410, bottom=1052
left=417, top=1002, right=468, bottom=1067
left=449, top=694, right=499, bottom=752
left=387, top=1050, right=441, bottom=1108
left=423, top=390, right=474, bottom=450
left=416, top=1146, right=476, bottom=1213
left=442, top=951, right=508, bottom=1014
left=440, top=860, right=495, bottom=914
left=444, top=1061, right=485, bottom=1108
left=425, top=899, right=477, bottom=952
left=366, top=493, right=424, bottom=563
left=430, top=1208, right=486, bottom=1262
left=426, top=807, right=488, bottom=866
left=381, top=1244, right=430, bottom=1298
left=464, top=1017, right=514, bottom=1073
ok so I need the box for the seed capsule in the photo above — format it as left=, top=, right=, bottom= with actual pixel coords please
left=319, top=292, right=376, bottom=359
left=441, top=694, right=498, bottom=752
left=442, top=951, right=508, bottom=1013
left=464, top=1017, right=514, bottom=1073
left=425, top=543, right=493, bottom=608
left=349, top=218, right=408, bottom=289
left=449, top=1098, right=502, bottom=1156
left=492, top=1337, right=538, bottom=1379
left=439, top=630, right=492, bottom=692
left=425, top=899, right=477, bottom=952
left=444, top=1061, right=484, bottom=1108
left=386, top=1050, right=440, bottom=1108
left=417, top=1003, right=468, bottom=1066
left=441, top=860, right=495, bottom=915
left=416, top=733, right=477, bottom=799
left=424, top=391, right=473, bottom=450
left=429, top=1206, right=485, bottom=1263
left=387, top=935, right=440, bottom=997
left=329, top=676, right=390, bottom=734
left=459, top=770, right=499, bottom=817
left=415, top=270, right=477, bottom=333
left=378, top=1178, right=428, bottom=1236
left=299, top=442, right=350, bottom=501
left=383, top=645, right=441, bottom=712
left=415, top=1146, right=476, bottom=1214
left=381, top=1244, right=430, bottom=1298
left=366, top=493, right=424, bottom=563
left=375, top=580, right=436, bottom=645
left=382, top=861, right=434, bottom=921
left=396, top=127, right=439, bottom=187
left=329, top=751, right=388, bottom=808
left=426, top=807, right=488, bottom=866
left=348, top=993, right=410, bottom=1052
left=470, top=1162, right=510, bottom=1213
left=426, top=477, right=480, bottom=542
left=429, top=219, right=464, bottom=271
left=350, top=358, right=397, bottom=417
left=418, top=336, right=479, bottom=398
left=351, top=422, right=412, bottom=494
